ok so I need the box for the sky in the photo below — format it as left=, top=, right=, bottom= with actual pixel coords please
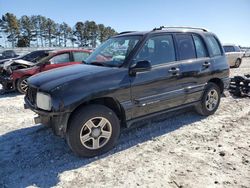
left=0, top=0, right=250, bottom=47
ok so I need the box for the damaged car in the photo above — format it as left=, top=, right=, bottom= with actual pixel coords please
left=0, top=49, right=91, bottom=94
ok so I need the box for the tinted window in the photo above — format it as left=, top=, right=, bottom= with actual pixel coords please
left=193, top=35, right=208, bottom=58
left=73, top=52, right=90, bottom=62
left=136, top=34, right=175, bottom=66
left=235, top=46, right=241, bottom=52
left=223, top=46, right=235, bottom=52
left=50, top=53, right=70, bottom=64
left=176, top=34, right=196, bottom=60
left=206, top=36, right=222, bottom=56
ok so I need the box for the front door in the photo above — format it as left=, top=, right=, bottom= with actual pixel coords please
left=130, top=34, right=186, bottom=119
left=42, top=52, right=78, bottom=72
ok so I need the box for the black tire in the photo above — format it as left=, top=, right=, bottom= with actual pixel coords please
left=234, top=58, right=241, bottom=68
left=66, top=104, right=120, bottom=157
left=195, top=83, right=221, bottom=116
left=17, top=76, right=29, bottom=94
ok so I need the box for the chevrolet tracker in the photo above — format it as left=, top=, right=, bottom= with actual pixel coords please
left=25, top=26, right=230, bottom=157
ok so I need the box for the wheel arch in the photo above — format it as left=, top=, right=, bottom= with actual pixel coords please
left=67, top=97, right=127, bottom=130
left=208, top=78, right=224, bottom=93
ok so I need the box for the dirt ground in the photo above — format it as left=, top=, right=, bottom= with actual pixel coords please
left=0, top=58, right=249, bottom=188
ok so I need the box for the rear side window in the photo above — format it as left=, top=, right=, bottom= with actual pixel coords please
left=206, top=35, right=222, bottom=56
left=223, top=46, right=235, bottom=52
left=176, top=34, right=196, bottom=60
left=234, top=46, right=241, bottom=52
left=193, top=35, right=208, bottom=58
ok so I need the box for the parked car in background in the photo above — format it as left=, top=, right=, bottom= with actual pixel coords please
left=223, top=44, right=244, bottom=68
left=244, top=50, right=250, bottom=57
left=0, top=50, right=18, bottom=61
left=0, top=49, right=91, bottom=94
left=25, top=26, right=230, bottom=157
left=0, top=49, right=51, bottom=65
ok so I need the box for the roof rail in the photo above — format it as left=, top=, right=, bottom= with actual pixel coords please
left=118, top=31, right=136, bottom=35
left=152, top=26, right=208, bottom=32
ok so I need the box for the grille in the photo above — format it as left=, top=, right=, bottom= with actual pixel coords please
left=27, top=86, right=37, bottom=105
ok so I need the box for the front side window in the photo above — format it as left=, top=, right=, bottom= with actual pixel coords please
left=50, top=53, right=70, bottom=64
left=176, top=34, right=196, bottom=60
left=135, top=34, right=176, bottom=66
left=85, top=36, right=141, bottom=67
left=206, top=35, right=222, bottom=56
left=193, top=35, right=208, bottom=58
left=73, top=52, right=90, bottom=62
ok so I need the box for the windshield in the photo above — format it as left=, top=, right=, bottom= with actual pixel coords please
left=85, top=36, right=141, bottom=67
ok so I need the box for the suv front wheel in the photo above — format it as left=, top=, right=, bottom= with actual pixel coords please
left=66, top=105, right=120, bottom=157
left=195, top=83, right=221, bottom=116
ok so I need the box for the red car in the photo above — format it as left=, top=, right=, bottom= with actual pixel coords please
left=0, top=49, right=91, bottom=94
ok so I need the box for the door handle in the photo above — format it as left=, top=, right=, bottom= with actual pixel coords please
left=168, top=67, right=180, bottom=74
left=203, top=62, right=210, bottom=68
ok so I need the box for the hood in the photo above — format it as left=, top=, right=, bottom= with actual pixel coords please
left=28, top=64, right=116, bottom=91
left=3, top=59, right=34, bottom=70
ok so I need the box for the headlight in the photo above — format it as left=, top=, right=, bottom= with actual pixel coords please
left=36, top=92, right=52, bottom=111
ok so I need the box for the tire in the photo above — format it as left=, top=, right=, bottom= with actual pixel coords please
left=66, top=104, right=120, bottom=157
left=195, top=83, right=221, bottom=116
left=234, top=58, right=241, bottom=68
left=17, top=76, right=29, bottom=94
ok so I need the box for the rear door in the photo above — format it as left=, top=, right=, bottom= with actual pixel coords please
left=174, top=33, right=212, bottom=104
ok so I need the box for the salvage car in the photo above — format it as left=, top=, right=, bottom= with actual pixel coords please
left=0, top=50, right=18, bottom=61
left=25, top=27, right=230, bottom=157
left=0, top=49, right=51, bottom=65
left=223, top=44, right=244, bottom=68
left=0, top=49, right=91, bottom=93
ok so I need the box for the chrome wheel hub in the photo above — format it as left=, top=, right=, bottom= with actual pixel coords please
left=205, top=89, right=218, bottom=111
left=80, top=117, right=112, bottom=150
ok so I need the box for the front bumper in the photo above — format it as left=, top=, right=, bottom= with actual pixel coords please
left=24, top=96, right=70, bottom=137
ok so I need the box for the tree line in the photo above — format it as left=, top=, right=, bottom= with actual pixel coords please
left=0, top=13, right=117, bottom=48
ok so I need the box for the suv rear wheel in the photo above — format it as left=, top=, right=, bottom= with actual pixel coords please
left=195, top=83, right=221, bottom=116
left=66, top=105, right=120, bottom=157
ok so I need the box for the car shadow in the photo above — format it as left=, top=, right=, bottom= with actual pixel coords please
left=0, top=90, right=21, bottom=98
left=0, top=107, right=205, bottom=188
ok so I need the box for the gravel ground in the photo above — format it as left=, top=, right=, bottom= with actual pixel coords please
left=0, top=58, right=250, bottom=188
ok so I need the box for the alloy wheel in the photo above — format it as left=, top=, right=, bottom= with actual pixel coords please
left=205, top=89, right=219, bottom=111
left=79, top=117, right=112, bottom=150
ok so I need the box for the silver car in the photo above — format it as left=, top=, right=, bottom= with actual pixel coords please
left=223, top=44, right=244, bottom=68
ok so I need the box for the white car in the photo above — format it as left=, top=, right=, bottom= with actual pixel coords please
left=223, top=44, right=244, bottom=68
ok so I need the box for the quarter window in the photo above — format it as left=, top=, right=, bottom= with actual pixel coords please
left=206, top=35, right=222, bottom=56
left=50, top=53, right=70, bottom=64
left=135, top=35, right=176, bottom=66
left=176, top=34, right=196, bottom=60
left=193, top=35, right=208, bottom=58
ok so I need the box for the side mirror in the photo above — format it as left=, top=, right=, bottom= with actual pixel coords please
left=129, top=60, right=151, bottom=75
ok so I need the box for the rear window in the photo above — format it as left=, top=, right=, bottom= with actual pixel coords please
left=206, top=35, right=222, bottom=56
left=176, top=34, right=196, bottom=60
